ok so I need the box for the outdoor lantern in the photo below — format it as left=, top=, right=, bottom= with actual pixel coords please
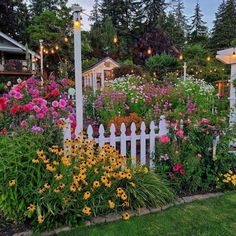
left=74, top=19, right=81, bottom=29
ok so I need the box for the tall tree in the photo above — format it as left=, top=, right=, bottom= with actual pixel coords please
left=189, top=1, right=208, bottom=44
left=90, top=0, right=101, bottom=26
left=141, top=0, right=167, bottom=30
left=0, top=0, right=16, bottom=37
left=29, top=0, right=68, bottom=16
left=210, top=0, right=236, bottom=51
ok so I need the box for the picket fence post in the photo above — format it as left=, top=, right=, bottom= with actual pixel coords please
left=110, top=124, right=116, bottom=147
left=130, top=122, right=137, bottom=166
left=140, top=122, right=146, bottom=165
left=149, top=121, right=156, bottom=168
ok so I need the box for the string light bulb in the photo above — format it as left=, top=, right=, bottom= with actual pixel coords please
left=113, top=35, right=118, bottom=44
left=207, top=56, right=211, bottom=61
left=51, top=49, right=55, bottom=54
left=55, top=45, right=59, bottom=50
left=64, top=37, right=68, bottom=43
left=147, top=47, right=152, bottom=56
left=179, top=54, right=183, bottom=60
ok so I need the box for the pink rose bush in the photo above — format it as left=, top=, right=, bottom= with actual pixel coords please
left=0, top=75, right=76, bottom=134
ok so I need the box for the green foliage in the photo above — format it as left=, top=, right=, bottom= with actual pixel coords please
left=0, top=127, right=63, bottom=221
left=113, top=64, right=144, bottom=78
left=145, top=53, right=179, bottom=77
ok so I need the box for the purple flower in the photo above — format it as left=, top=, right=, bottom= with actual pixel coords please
left=31, top=125, right=44, bottom=133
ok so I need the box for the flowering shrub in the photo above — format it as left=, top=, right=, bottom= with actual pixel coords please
left=0, top=134, right=174, bottom=231
left=107, top=113, right=143, bottom=134
left=0, top=75, right=75, bottom=133
left=222, top=170, right=236, bottom=187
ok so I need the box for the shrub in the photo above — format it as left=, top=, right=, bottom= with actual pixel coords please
left=145, top=53, right=179, bottom=77
left=0, top=136, right=174, bottom=231
left=113, top=64, right=145, bottom=78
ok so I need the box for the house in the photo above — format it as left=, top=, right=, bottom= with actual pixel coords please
left=0, top=31, right=40, bottom=76
left=82, top=57, right=120, bottom=92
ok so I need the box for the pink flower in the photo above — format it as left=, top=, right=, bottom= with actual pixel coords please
left=15, top=92, right=23, bottom=100
left=59, top=99, right=66, bottom=109
left=36, top=112, right=45, bottom=119
left=71, top=133, right=76, bottom=139
left=20, top=120, right=28, bottom=127
left=52, top=111, right=58, bottom=118
left=159, top=135, right=170, bottom=144
left=33, top=105, right=41, bottom=113
left=67, top=105, right=73, bottom=112
left=173, top=163, right=182, bottom=172
left=197, top=153, right=202, bottom=158
left=180, top=168, right=186, bottom=175
left=202, top=118, right=210, bottom=124
left=176, top=129, right=184, bottom=138
left=52, top=101, right=59, bottom=108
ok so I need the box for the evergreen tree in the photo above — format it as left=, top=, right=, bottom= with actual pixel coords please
left=210, top=0, right=236, bottom=51
left=29, top=0, right=68, bottom=16
left=90, top=0, right=102, bottom=26
left=0, top=0, right=16, bottom=37
left=141, top=0, right=167, bottom=29
left=189, top=1, right=208, bottom=44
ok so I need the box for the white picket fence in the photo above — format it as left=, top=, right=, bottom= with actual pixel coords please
left=63, top=116, right=168, bottom=168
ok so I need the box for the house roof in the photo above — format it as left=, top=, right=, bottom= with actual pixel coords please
left=83, top=57, right=120, bottom=74
left=0, top=31, right=40, bottom=58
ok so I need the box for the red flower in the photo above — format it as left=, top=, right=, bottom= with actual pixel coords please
left=0, top=97, right=8, bottom=112
left=1, top=128, right=7, bottom=136
left=159, top=135, right=170, bottom=144
left=180, top=168, right=186, bottom=175
left=10, top=104, right=21, bottom=115
left=173, top=163, right=183, bottom=172
left=176, top=129, right=183, bottom=138
left=50, top=88, right=60, bottom=97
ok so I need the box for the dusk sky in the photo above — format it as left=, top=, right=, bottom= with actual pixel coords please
left=69, top=0, right=222, bottom=31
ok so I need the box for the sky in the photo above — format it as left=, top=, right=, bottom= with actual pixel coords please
left=68, top=0, right=222, bottom=31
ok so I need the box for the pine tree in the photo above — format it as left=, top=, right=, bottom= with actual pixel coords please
left=189, top=1, right=208, bottom=44
left=141, top=0, right=167, bottom=29
left=0, top=0, right=16, bottom=37
left=210, top=0, right=236, bottom=51
left=90, top=0, right=101, bottom=26
left=29, top=0, right=68, bottom=16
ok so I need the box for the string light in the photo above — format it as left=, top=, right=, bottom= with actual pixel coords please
left=113, top=35, right=118, bottom=44
left=55, top=45, right=59, bottom=50
left=147, top=47, right=152, bottom=56
left=64, top=37, right=68, bottom=43
left=207, top=56, right=211, bottom=61
left=51, top=49, right=55, bottom=54
left=179, top=55, right=183, bottom=60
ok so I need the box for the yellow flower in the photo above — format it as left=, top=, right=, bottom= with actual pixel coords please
left=63, top=197, right=70, bottom=204
left=32, top=159, right=39, bottom=164
left=61, top=156, right=71, bottom=166
left=83, top=191, right=91, bottom=200
left=55, top=174, right=63, bottom=180
left=8, top=179, right=16, bottom=187
left=143, top=167, right=148, bottom=173
left=46, top=164, right=56, bottom=172
left=60, top=183, right=65, bottom=189
left=38, top=215, right=44, bottom=224
left=105, top=181, right=112, bottom=188
left=54, top=187, right=61, bottom=193
left=93, top=181, right=100, bottom=188
left=121, top=193, right=127, bottom=200
left=27, top=204, right=36, bottom=213
left=122, top=212, right=130, bottom=220
left=108, top=200, right=115, bottom=209
left=44, top=183, right=50, bottom=189
left=129, top=182, right=136, bottom=187
left=94, top=168, right=99, bottom=174
left=53, top=161, right=60, bottom=166
left=101, top=176, right=108, bottom=183
left=38, top=188, right=45, bottom=193
left=116, top=187, right=123, bottom=194
left=70, top=184, right=76, bottom=192
left=82, top=206, right=92, bottom=215
left=126, top=173, right=132, bottom=179
left=43, top=159, right=50, bottom=164
left=229, top=170, right=233, bottom=175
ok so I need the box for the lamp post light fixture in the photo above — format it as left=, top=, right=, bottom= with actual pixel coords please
left=39, top=39, right=44, bottom=84
left=179, top=54, right=187, bottom=81
left=72, top=4, right=83, bottom=136
left=216, top=47, right=236, bottom=124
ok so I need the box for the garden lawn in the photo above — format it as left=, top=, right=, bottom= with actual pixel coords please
left=59, top=192, right=236, bottom=236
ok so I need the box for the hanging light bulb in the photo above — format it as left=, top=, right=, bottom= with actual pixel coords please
left=207, top=56, right=211, bottom=61
left=55, top=45, right=59, bottom=50
left=179, top=54, right=183, bottom=60
left=51, top=49, right=55, bottom=54
left=64, top=37, right=68, bottom=43
left=45, top=50, right=49, bottom=54
left=147, top=47, right=152, bottom=56
left=113, top=35, right=118, bottom=44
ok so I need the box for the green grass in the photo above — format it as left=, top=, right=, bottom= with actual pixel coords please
left=59, top=192, right=236, bottom=236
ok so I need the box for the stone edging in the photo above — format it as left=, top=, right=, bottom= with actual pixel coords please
left=13, top=192, right=223, bottom=236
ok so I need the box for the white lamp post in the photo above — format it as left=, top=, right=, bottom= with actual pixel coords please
left=183, top=62, right=187, bottom=81
left=216, top=48, right=236, bottom=124
left=72, top=4, right=83, bottom=136
left=39, top=39, right=44, bottom=84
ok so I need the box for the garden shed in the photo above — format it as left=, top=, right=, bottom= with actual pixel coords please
left=82, top=57, right=120, bottom=92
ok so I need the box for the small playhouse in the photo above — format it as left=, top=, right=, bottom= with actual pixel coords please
left=82, top=57, right=120, bottom=92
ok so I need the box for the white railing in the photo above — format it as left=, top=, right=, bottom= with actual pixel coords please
left=63, top=116, right=168, bottom=168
